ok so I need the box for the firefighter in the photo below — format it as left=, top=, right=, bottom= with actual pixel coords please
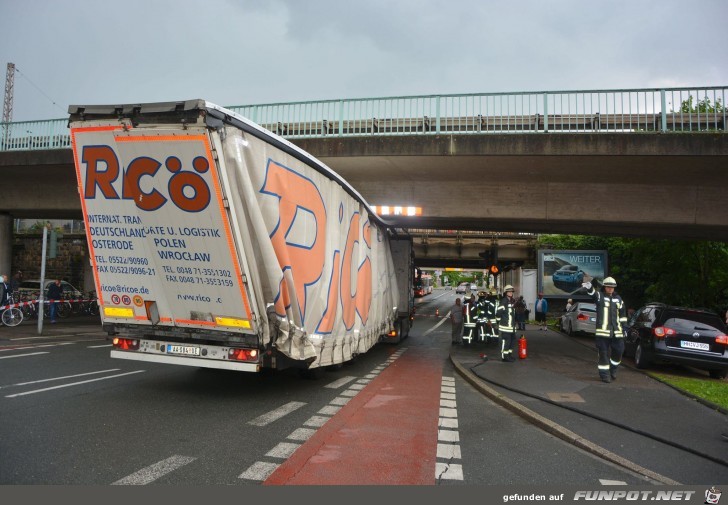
left=582, top=277, right=628, bottom=383
left=462, top=293, right=477, bottom=345
left=476, top=290, right=489, bottom=343
left=486, top=287, right=499, bottom=344
left=496, top=285, right=517, bottom=361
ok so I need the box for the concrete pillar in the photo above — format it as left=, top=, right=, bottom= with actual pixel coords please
left=0, top=214, right=12, bottom=277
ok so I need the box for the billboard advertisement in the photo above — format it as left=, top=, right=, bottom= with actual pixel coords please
left=538, top=250, right=608, bottom=298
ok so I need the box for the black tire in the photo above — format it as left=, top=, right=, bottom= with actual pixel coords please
left=708, top=369, right=727, bottom=380
left=2, top=308, right=23, bottom=327
left=634, top=341, right=650, bottom=369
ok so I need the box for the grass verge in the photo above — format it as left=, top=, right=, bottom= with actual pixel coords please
left=648, top=373, right=728, bottom=411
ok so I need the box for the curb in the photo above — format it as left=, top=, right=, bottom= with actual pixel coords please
left=449, top=353, right=681, bottom=486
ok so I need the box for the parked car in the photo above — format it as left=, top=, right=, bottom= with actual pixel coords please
left=470, top=283, right=478, bottom=292
left=624, top=303, right=728, bottom=379
left=455, top=282, right=468, bottom=294
left=16, top=279, right=84, bottom=299
left=560, top=302, right=596, bottom=336
left=552, top=264, right=585, bottom=286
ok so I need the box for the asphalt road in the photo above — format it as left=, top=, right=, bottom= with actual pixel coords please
left=0, top=303, right=724, bottom=486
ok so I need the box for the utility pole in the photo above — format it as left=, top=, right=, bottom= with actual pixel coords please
left=2, top=62, right=15, bottom=148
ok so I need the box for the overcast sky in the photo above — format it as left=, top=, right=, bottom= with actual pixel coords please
left=1, top=0, right=727, bottom=122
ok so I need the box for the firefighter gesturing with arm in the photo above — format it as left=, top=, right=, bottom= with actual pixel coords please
left=582, top=277, right=628, bottom=383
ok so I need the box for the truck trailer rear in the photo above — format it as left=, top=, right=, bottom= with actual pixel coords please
left=69, top=100, right=402, bottom=373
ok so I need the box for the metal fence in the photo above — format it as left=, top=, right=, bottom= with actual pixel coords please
left=1, top=86, right=725, bottom=152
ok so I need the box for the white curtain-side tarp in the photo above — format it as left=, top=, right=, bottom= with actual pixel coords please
left=219, top=127, right=398, bottom=368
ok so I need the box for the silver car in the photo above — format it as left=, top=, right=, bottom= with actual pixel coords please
left=560, top=302, right=596, bottom=336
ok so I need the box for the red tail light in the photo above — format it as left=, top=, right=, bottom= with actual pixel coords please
left=228, top=348, right=259, bottom=362
left=716, top=335, right=728, bottom=345
left=653, top=326, right=676, bottom=339
left=112, top=337, right=139, bottom=350
left=577, top=314, right=590, bottom=321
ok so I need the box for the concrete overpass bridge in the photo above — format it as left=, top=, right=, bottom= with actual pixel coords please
left=1, top=86, right=727, bottom=273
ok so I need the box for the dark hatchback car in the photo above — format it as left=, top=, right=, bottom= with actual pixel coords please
left=625, top=303, right=728, bottom=379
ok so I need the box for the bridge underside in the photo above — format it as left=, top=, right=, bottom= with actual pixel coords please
left=1, top=133, right=728, bottom=241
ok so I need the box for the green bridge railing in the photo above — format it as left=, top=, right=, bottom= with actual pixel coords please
left=1, top=86, right=725, bottom=152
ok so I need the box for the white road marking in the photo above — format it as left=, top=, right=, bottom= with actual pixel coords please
left=599, top=479, right=628, bottom=485
left=287, top=427, right=316, bottom=441
left=330, top=396, right=350, bottom=406
left=348, top=383, right=366, bottom=390
left=1, top=369, right=121, bottom=389
left=5, top=370, right=146, bottom=397
left=340, top=389, right=358, bottom=397
left=239, top=461, right=279, bottom=481
left=437, top=443, right=462, bottom=459
left=423, top=316, right=449, bottom=336
left=318, top=405, right=341, bottom=415
left=437, top=375, right=463, bottom=480
left=266, top=442, right=300, bottom=459
left=436, top=462, right=464, bottom=480
left=0, top=352, right=49, bottom=360
left=439, top=418, right=458, bottom=429
left=247, top=401, right=307, bottom=426
left=439, top=407, right=457, bottom=418
left=324, top=376, right=356, bottom=389
left=303, top=415, right=329, bottom=428
left=87, top=344, right=113, bottom=348
left=438, top=429, right=460, bottom=443
left=112, top=455, right=195, bottom=485
left=0, top=342, right=74, bottom=351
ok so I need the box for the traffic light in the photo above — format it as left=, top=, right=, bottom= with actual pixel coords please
left=489, top=264, right=500, bottom=276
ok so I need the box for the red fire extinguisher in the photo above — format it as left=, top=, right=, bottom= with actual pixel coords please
left=518, top=334, right=528, bottom=359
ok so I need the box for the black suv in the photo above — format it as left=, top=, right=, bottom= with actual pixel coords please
left=625, top=303, right=728, bottom=379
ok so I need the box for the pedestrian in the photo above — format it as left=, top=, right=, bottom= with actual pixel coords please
left=11, top=270, right=22, bottom=293
left=475, top=290, right=489, bottom=343
left=514, top=295, right=527, bottom=331
left=485, top=288, right=500, bottom=343
left=565, top=298, right=574, bottom=312
left=47, top=278, right=64, bottom=323
left=582, top=277, right=628, bottom=383
left=0, top=274, right=9, bottom=308
left=496, top=285, right=517, bottom=362
left=534, top=292, right=549, bottom=330
left=450, top=297, right=464, bottom=345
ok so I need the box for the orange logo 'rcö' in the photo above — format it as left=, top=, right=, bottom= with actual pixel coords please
left=262, top=160, right=372, bottom=331
left=81, top=145, right=211, bottom=212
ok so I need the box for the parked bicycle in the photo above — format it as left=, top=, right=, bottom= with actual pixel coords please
left=2, top=293, right=24, bottom=327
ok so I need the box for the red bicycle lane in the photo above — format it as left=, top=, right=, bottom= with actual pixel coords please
left=264, top=346, right=445, bottom=485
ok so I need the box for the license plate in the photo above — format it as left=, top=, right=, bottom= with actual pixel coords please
left=167, top=345, right=200, bottom=356
left=680, top=340, right=709, bottom=351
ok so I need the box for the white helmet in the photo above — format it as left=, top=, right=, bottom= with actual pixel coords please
left=603, top=277, right=617, bottom=287
left=503, top=284, right=515, bottom=293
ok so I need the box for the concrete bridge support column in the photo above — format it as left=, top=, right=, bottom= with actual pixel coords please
left=0, top=214, right=12, bottom=278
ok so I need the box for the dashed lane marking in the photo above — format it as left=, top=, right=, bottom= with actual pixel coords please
left=247, top=401, right=307, bottom=427
left=240, top=349, right=408, bottom=482
left=436, top=376, right=463, bottom=481
left=112, top=455, right=196, bottom=485
left=0, top=352, right=49, bottom=360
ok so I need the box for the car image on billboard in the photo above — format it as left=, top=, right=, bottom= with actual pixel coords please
left=538, top=250, right=608, bottom=298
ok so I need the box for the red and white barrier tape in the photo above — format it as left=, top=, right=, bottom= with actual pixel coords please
left=0, top=299, right=98, bottom=311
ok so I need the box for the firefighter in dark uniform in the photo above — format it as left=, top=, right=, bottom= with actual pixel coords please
left=462, top=293, right=477, bottom=345
left=582, top=277, right=628, bottom=383
left=496, top=285, right=517, bottom=361
left=486, top=288, right=499, bottom=344
left=476, top=291, right=489, bottom=343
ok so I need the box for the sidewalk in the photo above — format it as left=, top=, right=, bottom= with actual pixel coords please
left=0, top=316, right=108, bottom=342
left=448, top=324, right=728, bottom=484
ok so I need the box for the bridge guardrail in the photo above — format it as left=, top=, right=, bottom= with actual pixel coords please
left=1, top=86, right=725, bottom=152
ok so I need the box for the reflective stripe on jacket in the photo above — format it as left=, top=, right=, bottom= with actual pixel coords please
left=496, top=295, right=516, bottom=333
left=587, top=287, right=628, bottom=337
